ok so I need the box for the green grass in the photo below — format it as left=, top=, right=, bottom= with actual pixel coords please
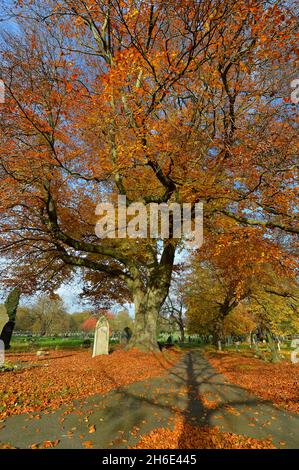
left=8, top=336, right=296, bottom=356
left=9, top=335, right=122, bottom=352
left=9, top=336, right=91, bottom=352
left=220, top=343, right=294, bottom=353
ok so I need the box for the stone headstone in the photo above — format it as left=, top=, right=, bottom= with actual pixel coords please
left=92, top=316, right=109, bottom=357
left=36, top=350, right=50, bottom=357
left=291, top=339, right=299, bottom=364
left=0, top=321, right=15, bottom=350
left=0, top=309, right=9, bottom=337
left=0, top=288, right=21, bottom=350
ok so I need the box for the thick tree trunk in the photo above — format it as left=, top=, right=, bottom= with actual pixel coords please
left=128, top=241, right=176, bottom=352
left=251, top=332, right=263, bottom=359
left=129, top=288, right=165, bottom=352
left=213, top=319, right=224, bottom=349
left=265, top=330, right=281, bottom=363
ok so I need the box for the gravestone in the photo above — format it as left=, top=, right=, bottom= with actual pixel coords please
left=0, top=310, right=9, bottom=339
left=92, top=316, right=109, bottom=357
left=36, top=350, right=50, bottom=357
left=0, top=288, right=21, bottom=350
left=121, top=327, right=132, bottom=346
left=291, top=339, right=299, bottom=364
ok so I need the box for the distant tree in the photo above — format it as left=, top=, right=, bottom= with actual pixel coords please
left=14, top=306, right=36, bottom=332
left=81, top=310, right=114, bottom=335
left=70, top=311, right=92, bottom=332
left=66, top=314, right=80, bottom=333
left=109, top=310, right=134, bottom=335
left=81, top=316, right=98, bottom=333
left=30, top=295, right=69, bottom=336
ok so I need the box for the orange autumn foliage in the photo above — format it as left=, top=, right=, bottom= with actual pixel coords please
left=132, top=415, right=275, bottom=449
left=207, top=351, right=299, bottom=414
left=0, top=348, right=181, bottom=420
left=81, top=317, right=98, bottom=332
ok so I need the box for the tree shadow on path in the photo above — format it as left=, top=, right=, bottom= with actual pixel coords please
left=176, top=351, right=299, bottom=448
left=101, top=349, right=299, bottom=448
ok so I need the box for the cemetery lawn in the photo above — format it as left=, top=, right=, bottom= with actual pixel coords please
left=0, top=348, right=181, bottom=420
left=206, top=350, right=299, bottom=414
left=9, top=336, right=96, bottom=352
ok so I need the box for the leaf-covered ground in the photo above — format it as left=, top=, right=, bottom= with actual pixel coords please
left=1, top=350, right=298, bottom=449
left=207, top=351, right=299, bottom=414
left=0, top=348, right=181, bottom=421
left=132, top=415, right=275, bottom=449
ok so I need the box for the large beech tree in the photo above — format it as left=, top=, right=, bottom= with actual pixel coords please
left=0, top=1, right=298, bottom=350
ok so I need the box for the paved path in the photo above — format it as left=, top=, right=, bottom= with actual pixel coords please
left=0, top=350, right=298, bottom=448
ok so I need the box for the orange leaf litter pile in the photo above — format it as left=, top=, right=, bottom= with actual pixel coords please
left=132, top=415, right=275, bottom=449
left=206, top=351, right=299, bottom=414
left=0, top=348, right=181, bottom=420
